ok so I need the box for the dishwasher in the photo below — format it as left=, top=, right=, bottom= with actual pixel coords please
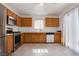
left=46, top=33, right=54, bottom=43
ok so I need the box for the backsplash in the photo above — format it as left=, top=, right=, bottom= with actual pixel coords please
left=18, top=27, right=60, bottom=32
left=6, top=26, right=60, bottom=32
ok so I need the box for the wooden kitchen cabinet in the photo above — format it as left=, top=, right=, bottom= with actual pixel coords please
left=7, top=9, right=16, bottom=19
left=21, top=32, right=46, bottom=43
left=45, top=18, right=59, bottom=27
left=21, top=18, right=32, bottom=27
left=6, top=34, right=13, bottom=54
left=21, top=33, right=32, bottom=43
left=39, top=34, right=46, bottom=43
left=31, top=34, right=41, bottom=43
left=32, top=33, right=46, bottom=43
left=24, top=33, right=32, bottom=43
left=16, top=16, right=22, bottom=26
left=54, top=31, right=61, bottom=43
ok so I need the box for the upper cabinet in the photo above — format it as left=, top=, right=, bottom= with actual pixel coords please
left=21, top=18, right=32, bottom=27
left=45, top=18, right=59, bottom=27
left=7, top=9, right=16, bottom=19
left=16, top=16, right=22, bottom=27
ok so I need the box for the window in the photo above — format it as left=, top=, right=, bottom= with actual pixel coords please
left=34, top=20, right=44, bottom=29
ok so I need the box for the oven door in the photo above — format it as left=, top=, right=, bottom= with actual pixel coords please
left=15, top=34, right=20, bottom=45
left=13, top=33, right=20, bottom=50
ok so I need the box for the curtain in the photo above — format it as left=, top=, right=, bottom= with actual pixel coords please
left=63, top=14, right=69, bottom=47
left=63, top=7, right=79, bottom=54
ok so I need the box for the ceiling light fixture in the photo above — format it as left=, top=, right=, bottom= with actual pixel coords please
left=39, top=3, right=45, bottom=6
left=37, top=3, right=46, bottom=6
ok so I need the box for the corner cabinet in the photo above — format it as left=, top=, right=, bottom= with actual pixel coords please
left=21, top=18, right=32, bottom=27
left=45, top=18, right=59, bottom=27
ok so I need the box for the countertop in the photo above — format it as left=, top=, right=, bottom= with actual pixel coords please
left=20, top=31, right=61, bottom=33
left=6, top=31, right=61, bottom=35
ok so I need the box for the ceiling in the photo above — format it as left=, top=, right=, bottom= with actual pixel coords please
left=4, top=3, right=79, bottom=17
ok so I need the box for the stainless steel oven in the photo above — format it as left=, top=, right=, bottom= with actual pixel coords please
left=13, top=32, right=20, bottom=50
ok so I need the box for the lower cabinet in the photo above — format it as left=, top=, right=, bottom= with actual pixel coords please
left=6, top=34, right=13, bottom=54
left=21, top=32, right=61, bottom=43
left=39, top=34, right=46, bottom=43
left=31, top=33, right=46, bottom=43
left=21, top=33, right=46, bottom=43
left=24, top=33, right=32, bottom=43
left=54, top=32, right=61, bottom=43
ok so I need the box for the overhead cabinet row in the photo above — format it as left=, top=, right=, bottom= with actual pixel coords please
left=16, top=17, right=59, bottom=27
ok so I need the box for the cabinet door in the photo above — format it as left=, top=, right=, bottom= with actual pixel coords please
left=16, top=16, right=21, bottom=26
left=31, top=34, right=39, bottom=43
left=22, top=18, right=28, bottom=27
left=45, top=18, right=59, bottom=27
left=6, top=35, right=13, bottom=54
left=39, top=34, right=46, bottom=43
left=27, top=18, right=32, bottom=27
left=31, top=33, right=46, bottom=43
left=54, top=32, right=61, bottom=43
left=21, top=18, right=32, bottom=27
left=24, top=33, right=32, bottom=43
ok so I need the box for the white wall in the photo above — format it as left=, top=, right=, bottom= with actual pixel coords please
left=18, top=15, right=61, bottom=32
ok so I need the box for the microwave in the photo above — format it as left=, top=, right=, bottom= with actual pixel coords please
left=7, top=16, right=16, bottom=26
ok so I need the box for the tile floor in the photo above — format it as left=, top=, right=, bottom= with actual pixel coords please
left=11, top=44, right=79, bottom=56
